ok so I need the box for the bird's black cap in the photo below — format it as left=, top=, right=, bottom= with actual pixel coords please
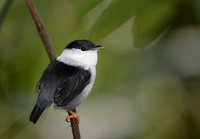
left=65, top=40, right=103, bottom=51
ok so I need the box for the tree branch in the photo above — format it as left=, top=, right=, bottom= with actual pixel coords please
left=24, top=0, right=81, bottom=138
left=68, top=109, right=81, bottom=139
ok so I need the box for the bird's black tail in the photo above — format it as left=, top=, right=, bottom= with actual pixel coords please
left=29, top=103, right=46, bottom=124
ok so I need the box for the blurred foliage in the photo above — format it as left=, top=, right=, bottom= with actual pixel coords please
left=90, top=0, right=137, bottom=40
left=76, top=0, right=104, bottom=20
left=83, top=0, right=199, bottom=48
left=132, top=1, right=176, bottom=47
left=0, top=0, right=200, bottom=138
left=0, top=116, right=28, bottom=139
left=0, top=0, right=14, bottom=29
left=191, top=0, right=200, bottom=24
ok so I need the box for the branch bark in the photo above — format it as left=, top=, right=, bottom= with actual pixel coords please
left=24, top=0, right=81, bottom=138
left=68, top=109, right=81, bottom=139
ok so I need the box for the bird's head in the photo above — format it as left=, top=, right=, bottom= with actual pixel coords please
left=57, top=40, right=103, bottom=69
left=65, top=40, right=104, bottom=51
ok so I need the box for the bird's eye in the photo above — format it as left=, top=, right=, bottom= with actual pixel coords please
left=81, top=47, right=86, bottom=51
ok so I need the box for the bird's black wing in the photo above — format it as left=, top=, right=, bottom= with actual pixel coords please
left=36, top=60, right=91, bottom=107
left=54, top=67, right=91, bottom=107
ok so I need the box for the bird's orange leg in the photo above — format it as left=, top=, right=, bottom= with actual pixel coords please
left=66, top=110, right=80, bottom=124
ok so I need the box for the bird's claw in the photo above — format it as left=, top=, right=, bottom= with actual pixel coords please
left=66, top=110, right=80, bottom=124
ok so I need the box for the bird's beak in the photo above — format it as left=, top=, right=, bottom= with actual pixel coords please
left=93, top=45, right=104, bottom=51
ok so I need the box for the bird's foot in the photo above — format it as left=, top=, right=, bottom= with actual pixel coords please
left=66, top=110, right=80, bottom=124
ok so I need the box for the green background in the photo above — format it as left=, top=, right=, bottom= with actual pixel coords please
left=0, top=0, right=200, bottom=138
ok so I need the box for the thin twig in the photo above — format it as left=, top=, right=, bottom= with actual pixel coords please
left=24, top=0, right=81, bottom=138
left=68, top=109, right=81, bottom=139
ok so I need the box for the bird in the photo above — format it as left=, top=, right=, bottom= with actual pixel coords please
left=29, top=40, right=103, bottom=124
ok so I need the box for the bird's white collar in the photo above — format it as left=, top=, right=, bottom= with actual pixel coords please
left=57, top=49, right=98, bottom=70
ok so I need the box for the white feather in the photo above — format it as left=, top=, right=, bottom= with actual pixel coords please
left=56, top=49, right=98, bottom=70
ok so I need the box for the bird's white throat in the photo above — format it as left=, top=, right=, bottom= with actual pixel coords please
left=57, top=49, right=98, bottom=69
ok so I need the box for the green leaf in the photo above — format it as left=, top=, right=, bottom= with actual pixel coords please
left=132, top=1, right=177, bottom=48
left=0, top=0, right=14, bottom=29
left=76, top=0, right=105, bottom=19
left=90, top=0, right=140, bottom=40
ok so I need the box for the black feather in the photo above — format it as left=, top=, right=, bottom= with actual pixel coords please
left=29, top=104, right=46, bottom=124
left=54, top=69, right=91, bottom=107
left=65, top=40, right=97, bottom=51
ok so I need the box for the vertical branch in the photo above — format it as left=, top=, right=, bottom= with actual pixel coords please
left=24, top=0, right=81, bottom=138
left=68, top=109, right=81, bottom=139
